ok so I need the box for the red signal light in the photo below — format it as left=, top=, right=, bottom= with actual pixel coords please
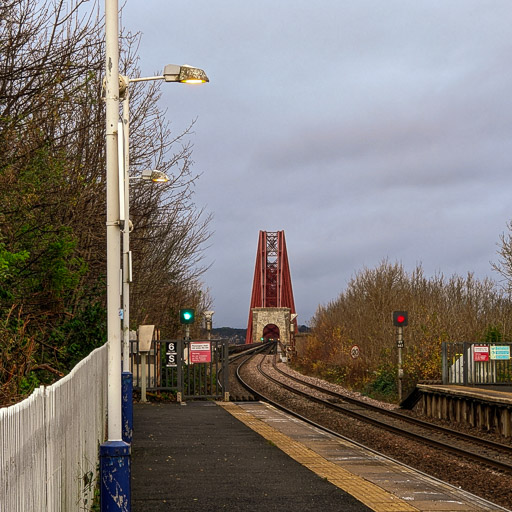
left=393, top=311, right=408, bottom=327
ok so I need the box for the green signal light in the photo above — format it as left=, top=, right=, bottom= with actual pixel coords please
left=179, top=308, right=195, bottom=324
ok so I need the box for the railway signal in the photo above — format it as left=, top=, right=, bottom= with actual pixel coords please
left=393, top=311, right=408, bottom=327
left=180, top=308, right=195, bottom=324
left=392, top=310, right=408, bottom=402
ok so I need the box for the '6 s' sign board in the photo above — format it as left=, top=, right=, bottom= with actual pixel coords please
left=166, top=341, right=178, bottom=367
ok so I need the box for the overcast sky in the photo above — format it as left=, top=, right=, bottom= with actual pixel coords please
left=121, top=1, right=512, bottom=329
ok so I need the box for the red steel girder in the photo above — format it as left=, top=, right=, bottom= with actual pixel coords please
left=246, top=231, right=297, bottom=343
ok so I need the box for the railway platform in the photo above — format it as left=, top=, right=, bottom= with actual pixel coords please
left=416, top=384, right=512, bottom=437
left=131, top=400, right=508, bottom=511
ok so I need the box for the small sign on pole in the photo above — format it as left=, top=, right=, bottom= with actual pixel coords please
left=166, top=341, right=178, bottom=354
left=350, top=345, right=360, bottom=359
left=166, top=353, right=178, bottom=367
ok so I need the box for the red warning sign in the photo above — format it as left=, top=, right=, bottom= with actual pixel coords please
left=473, top=345, right=489, bottom=362
left=190, top=342, right=211, bottom=363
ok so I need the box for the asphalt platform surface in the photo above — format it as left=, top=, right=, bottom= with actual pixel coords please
left=131, top=401, right=371, bottom=511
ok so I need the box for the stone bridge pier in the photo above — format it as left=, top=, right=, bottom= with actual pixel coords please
left=249, top=307, right=296, bottom=360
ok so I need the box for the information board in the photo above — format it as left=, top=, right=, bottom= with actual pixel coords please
left=190, top=342, right=211, bottom=363
left=490, top=346, right=511, bottom=360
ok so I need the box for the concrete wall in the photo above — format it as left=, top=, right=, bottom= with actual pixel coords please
left=418, top=384, right=512, bottom=437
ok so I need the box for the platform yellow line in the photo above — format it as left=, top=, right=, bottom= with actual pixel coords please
left=219, top=402, right=419, bottom=512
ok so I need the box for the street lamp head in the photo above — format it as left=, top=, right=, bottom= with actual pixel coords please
left=163, top=64, right=209, bottom=84
left=141, top=169, right=169, bottom=182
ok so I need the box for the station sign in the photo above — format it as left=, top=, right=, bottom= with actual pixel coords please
left=190, top=342, right=211, bottom=364
left=490, top=346, right=511, bottom=360
left=473, top=345, right=489, bottom=362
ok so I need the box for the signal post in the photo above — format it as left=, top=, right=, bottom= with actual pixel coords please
left=393, top=311, right=408, bottom=402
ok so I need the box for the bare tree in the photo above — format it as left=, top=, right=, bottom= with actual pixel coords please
left=0, top=0, right=212, bottom=403
left=491, top=220, right=512, bottom=295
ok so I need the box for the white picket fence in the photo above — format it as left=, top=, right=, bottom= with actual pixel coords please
left=0, top=344, right=108, bottom=512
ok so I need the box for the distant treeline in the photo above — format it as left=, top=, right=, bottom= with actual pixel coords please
left=212, top=327, right=247, bottom=338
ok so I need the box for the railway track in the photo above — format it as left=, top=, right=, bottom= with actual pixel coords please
left=235, top=348, right=512, bottom=475
left=219, top=342, right=271, bottom=401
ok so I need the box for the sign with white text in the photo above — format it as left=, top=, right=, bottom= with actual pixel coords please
left=166, top=341, right=178, bottom=367
left=473, top=345, right=489, bottom=362
left=190, top=342, right=211, bottom=363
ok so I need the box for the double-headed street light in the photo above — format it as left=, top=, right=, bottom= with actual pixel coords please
left=102, top=45, right=208, bottom=507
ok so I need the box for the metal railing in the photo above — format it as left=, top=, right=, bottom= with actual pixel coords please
left=442, top=341, right=512, bottom=385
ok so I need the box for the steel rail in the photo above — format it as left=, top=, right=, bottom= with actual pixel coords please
left=242, top=351, right=512, bottom=474
left=271, top=358, right=512, bottom=457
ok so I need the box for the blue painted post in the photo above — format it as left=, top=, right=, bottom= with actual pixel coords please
left=122, top=372, right=133, bottom=443
left=100, top=440, right=131, bottom=511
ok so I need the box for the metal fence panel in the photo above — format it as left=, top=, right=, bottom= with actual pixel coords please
left=132, top=339, right=229, bottom=400
left=442, top=342, right=512, bottom=385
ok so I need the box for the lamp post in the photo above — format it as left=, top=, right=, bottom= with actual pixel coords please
left=101, top=1, right=131, bottom=510
left=119, top=67, right=209, bottom=443
left=103, top=0, right=208, bottom=503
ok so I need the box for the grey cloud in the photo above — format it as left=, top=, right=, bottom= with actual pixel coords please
left=124, top=1, right=512, bottom=327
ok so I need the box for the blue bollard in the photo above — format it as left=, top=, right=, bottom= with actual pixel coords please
left=100, top=440, right=131, bottom=511
left=121, top=372, right=133, bottom=444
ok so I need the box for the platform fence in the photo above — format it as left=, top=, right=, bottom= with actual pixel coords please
left=0, top=343, right=107, bottom=511
left=131, top=338, right=229, bottom=400
left=442, top=341, right=512, bottom=385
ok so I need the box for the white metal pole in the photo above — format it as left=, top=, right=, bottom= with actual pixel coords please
left=122, top=90, right=131, bottom=372
left=105, top=0, right=122, bottom=442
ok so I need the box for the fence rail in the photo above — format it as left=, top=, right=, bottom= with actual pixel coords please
left=0, top=344, right=107, bottom=512
left=442, top=342, right=512, bottom=385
